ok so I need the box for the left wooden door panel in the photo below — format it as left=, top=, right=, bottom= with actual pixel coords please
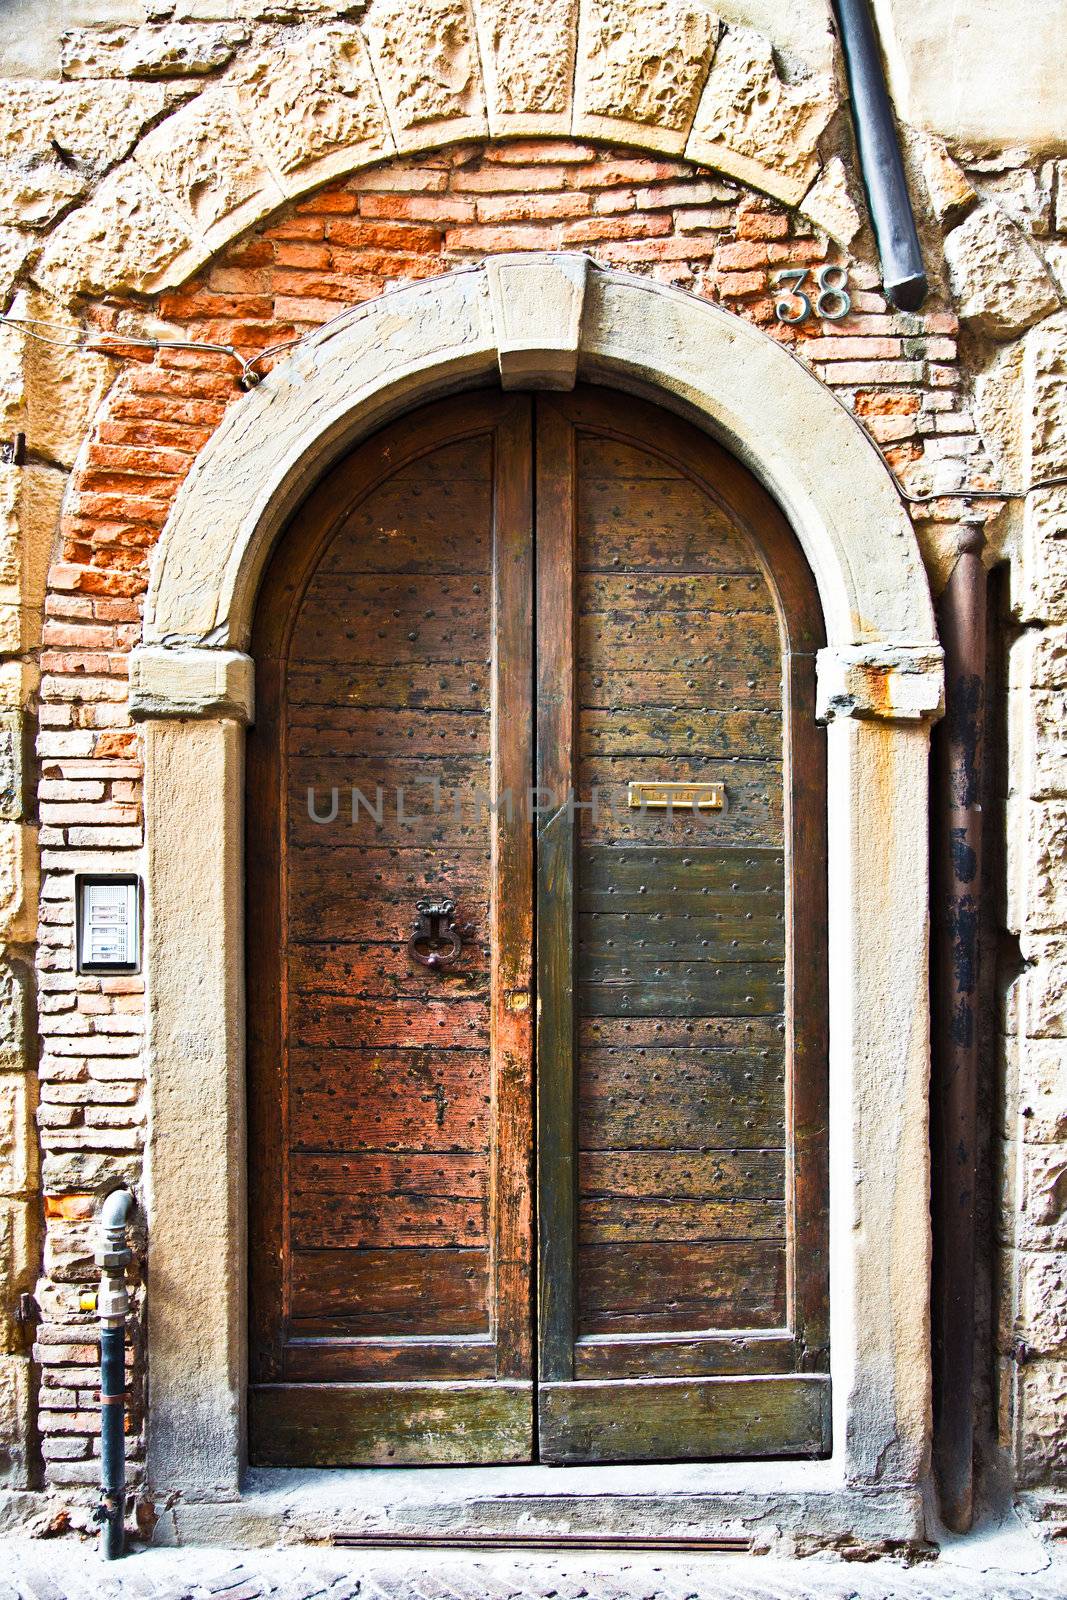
left=247, top=394, right=535, bottom=1465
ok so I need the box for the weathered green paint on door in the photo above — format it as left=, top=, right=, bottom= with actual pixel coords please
left=246, top=387, right=829, bottom=1467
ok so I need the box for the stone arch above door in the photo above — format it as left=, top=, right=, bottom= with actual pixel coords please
left=32, top=5, right=841, bottom=306
left=135, top=258, right=938, bottom=676
left=128, top=256, right=944, bottom=1531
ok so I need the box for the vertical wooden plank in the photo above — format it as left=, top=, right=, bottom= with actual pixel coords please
left=247, top=636, right=287, bottom=1383
left=535, top=397, right=578, bottom=1384
left=491, top=396, right=535, bottom=1380
left=783, top=646, right=830, bottom=1366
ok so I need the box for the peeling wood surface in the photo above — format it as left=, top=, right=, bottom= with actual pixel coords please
left=251, top=1383, right=534, bottom=1467
left=571, top=397, right=790, bottom=1362
left=538, top=1376, right=831, bottom=1463
left=536, top=391, right=828, bottom=1459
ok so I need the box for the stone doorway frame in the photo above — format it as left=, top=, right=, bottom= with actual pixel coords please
left=129, top=257, right=944, bottom=1542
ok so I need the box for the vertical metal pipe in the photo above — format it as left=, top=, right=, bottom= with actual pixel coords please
left=831, top=0, right=928, bottom=310
left=99, top=1323, right=126, bottom=1559
left=930, top=525, right=987, bottom=1532
left=96, top=1189, right=134, bottom=1560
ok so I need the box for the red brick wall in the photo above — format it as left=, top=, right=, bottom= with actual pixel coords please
left=32, top=137, right=979, bottom=1505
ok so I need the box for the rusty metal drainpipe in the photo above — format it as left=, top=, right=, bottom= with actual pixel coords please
left=96, top=1188, right=134, bottom=1559
left=930, top=523, right=987, bottom=1533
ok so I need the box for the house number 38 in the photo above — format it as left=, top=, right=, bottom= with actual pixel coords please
left=772, top=265, right=852, bottom=324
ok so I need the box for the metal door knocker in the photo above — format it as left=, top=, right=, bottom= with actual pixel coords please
left=409, top=897, right=473, bottom=971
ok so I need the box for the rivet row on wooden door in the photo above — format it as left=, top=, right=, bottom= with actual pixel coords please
left=246, top=386, right=829, bottom=1466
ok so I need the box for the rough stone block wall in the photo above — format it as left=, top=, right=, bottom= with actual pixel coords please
left=999, top=294, right=1067, bottom=1518
left=0, top=0, right=1062, bottom=1544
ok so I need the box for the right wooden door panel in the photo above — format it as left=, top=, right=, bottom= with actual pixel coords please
left=535, top=390, right=829, bottom=1463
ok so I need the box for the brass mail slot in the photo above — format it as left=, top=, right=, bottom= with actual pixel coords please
left=628, top=781, right=726, bottom=811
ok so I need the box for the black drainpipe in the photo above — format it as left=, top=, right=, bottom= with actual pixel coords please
left=831, top=0, right=928, bottom=310
left=96, top=1189, right=135, bottom=1559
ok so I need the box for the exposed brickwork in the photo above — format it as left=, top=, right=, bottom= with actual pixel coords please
left=32, top=139, right=988, bottom=1506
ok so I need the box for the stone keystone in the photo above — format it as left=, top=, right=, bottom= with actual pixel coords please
left=485, top=253, right=591, bottom=390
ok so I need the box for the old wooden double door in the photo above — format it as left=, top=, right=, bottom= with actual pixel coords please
left=247, top=387, right=829, bottom=1467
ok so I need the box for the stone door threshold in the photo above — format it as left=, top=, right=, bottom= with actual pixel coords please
left=5, top=1537, right=1065, bottom=1600
left=160, top=1462, right=925, bottom=1552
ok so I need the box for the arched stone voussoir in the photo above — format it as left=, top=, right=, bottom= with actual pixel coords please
left=143, top=258, right=935, bottom=661
left=31, top=3, right=838, bottom=304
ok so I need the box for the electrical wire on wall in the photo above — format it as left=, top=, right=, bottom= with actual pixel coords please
left=0, top=309, right=288, bottom=390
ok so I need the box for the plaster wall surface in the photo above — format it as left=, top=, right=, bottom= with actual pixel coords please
left=0, top=0, right=143, bottom=80
left=872, top=0, right=1067, bottom=153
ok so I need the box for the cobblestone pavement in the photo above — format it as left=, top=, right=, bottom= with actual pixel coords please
left=0, top=1539, right=1064, bottom=1600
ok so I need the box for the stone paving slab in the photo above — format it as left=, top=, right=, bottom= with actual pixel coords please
left=0, top=1541, right=1065, bottom=1600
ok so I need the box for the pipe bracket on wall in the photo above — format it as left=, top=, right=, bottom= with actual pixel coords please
left=832, top=0, right=928, bottom=311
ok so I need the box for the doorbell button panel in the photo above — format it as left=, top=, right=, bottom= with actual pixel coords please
left=76, top=875, right=141, bottom=974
